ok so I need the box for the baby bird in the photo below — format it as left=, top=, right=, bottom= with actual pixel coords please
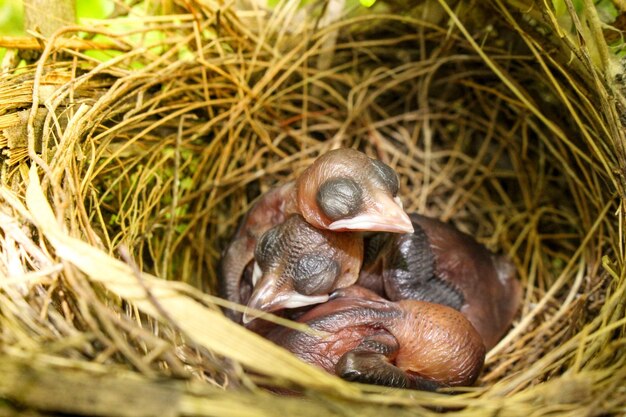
left=265, top=286, right=486, bottom=390
left=219, top=148, right=412, bottom=321
left=295, top=148, right=413, bottom=233
left=358, top=214, right=521, bottom=349
left=243, top=215, right=363, bottom=323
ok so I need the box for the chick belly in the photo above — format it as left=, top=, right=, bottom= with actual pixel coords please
left=295, top=325, right=382, bottom=374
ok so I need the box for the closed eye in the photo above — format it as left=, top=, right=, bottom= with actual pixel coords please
left=370, top=159, right=399, bottom=197
left=316, top=177, right=364, bottom=220
left=291, top=253, right=340, bottom=295
left=254, top=226, right=282, bottom=269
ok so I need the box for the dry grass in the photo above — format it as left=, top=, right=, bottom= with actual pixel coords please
left=0, top=0, right=625, bottom=415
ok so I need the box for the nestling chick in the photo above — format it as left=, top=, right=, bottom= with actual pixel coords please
left=243, top=215, right=363, bottom=323
left=265, top=286, right=486, bottom=390
left=358, top=214, right=521, bottom=349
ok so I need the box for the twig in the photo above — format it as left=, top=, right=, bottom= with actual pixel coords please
left=0, top=36, right=131, bottom=51
left=581, top=0, right=612, bottom=78
left=161, top=115, right=194, bottom=279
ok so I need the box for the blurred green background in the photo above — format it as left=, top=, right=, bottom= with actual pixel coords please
left=0, top=0, right=24, bottom=35
left=0, top=0, right=113, bottom=36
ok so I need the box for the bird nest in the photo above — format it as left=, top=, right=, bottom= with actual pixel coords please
left=1, top=0, right=625, bottom=415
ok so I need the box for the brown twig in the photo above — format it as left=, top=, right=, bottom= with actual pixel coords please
left=0, top=36, right=131, bottom=51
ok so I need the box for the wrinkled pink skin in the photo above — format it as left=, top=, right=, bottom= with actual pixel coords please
left=265, top=287, right=485, bottom=389
left=411, top=215, right=520, bottom=350
left=359, top=214, right=521, bottom=350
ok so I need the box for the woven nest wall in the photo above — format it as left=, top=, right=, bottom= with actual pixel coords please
left=1, top=0, right=625, bottom=415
